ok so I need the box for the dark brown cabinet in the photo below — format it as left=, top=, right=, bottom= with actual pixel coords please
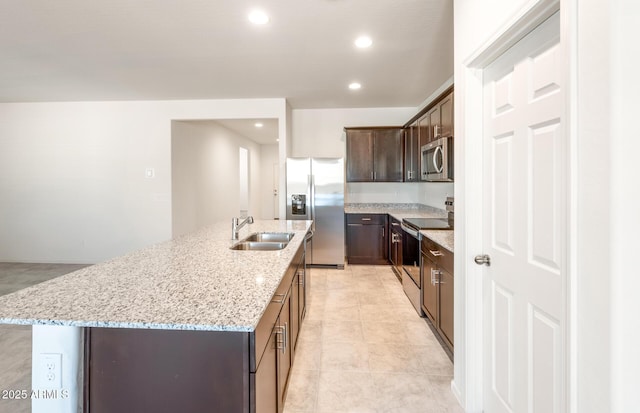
left=346, top=214, right=388, bottom=264
left=255, top=327, right=278, bottom=413
left=403, top=123, right=420, bottom=182
left=276, top=289, right=292, bottom=411
left=420, top=236, right=454, bottom=351
left=427, top=91, right=454, bottom=143
left=345, top=128, right=403, bottom=182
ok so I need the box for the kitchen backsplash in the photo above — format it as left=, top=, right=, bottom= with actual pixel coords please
left=346, top=182, right=454, bottom=210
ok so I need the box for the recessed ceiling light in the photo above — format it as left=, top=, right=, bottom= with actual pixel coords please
left=248, top=10, right=269, bottom=25
left=348, top=82, right=362, bottom=90
left=355, top=36, right=373, bottom=48
left=255, top=122, right=263, bottom=128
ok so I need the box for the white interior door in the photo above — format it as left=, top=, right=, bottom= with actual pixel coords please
left=481, top=12, right=566, bottom=413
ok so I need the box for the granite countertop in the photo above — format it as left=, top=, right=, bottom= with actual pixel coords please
left=0, top=220, right=312, bottom=333
left=345, top=203, right=454, bottom=252
left=421, top=230, right=454, bottom=253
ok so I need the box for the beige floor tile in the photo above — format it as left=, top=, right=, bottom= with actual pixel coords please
left=297, top=319, right=323, bottom=343
left=320, top=341, right=370, bottom=371
left=370, top=372, right=444, bottom=413
left=322, top=303, right=361, bottom=321
left=368, top=343, right=427, bottom=373
left=361, top=321, right=408, bottom=344
left=316, top=370, right=377, bottom=413
left=417, top=343, right=454, bottom=376
left=427, top=375, right=465, bottom=413
left=293, top=339, right=322, bottom=371
left=321, top=320, right=364, bottom=343
left=285, top=367, right=319, bottom=411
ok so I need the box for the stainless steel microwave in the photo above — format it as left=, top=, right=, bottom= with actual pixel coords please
left=421, top=137, right=453, bottom=182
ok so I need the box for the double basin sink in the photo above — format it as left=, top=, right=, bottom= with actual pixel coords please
left=230, top=232, right=295, bottom=251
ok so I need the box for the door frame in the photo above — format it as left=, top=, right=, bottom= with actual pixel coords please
left=460, top=0, right=576, bottom=411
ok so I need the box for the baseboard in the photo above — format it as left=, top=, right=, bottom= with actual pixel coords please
left=451, top=379, right=465, bottom=412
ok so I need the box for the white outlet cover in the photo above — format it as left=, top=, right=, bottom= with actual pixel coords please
left=145, top=168, right=155, bottom=178
left=38, top=353, right=62, bottom=389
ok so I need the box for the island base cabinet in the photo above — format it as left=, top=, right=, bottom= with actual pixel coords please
left=85, top=328, right=250, bottom=413
left=252, top=328, right=278, bottom=413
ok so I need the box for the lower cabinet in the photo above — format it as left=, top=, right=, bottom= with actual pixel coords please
left=253, top=246, right=307, bottom=413
left=346, top=213, right=388, bottom=264
left=420, top=236, right=454, bottom=351
left=254, top=327, right=278, bottom=413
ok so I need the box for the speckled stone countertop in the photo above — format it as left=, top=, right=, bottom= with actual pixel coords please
left=0, top=220, right=312, bottom=332
left=344, top=203, right=447, bottom=221
left=345, top=203, right=454, bottom=252
left=421, top=230, right=454, bottom=253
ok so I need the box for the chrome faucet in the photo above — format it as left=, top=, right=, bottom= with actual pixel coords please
left=232, top=215, right=254, bottom=240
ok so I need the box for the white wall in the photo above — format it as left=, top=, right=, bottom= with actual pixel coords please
left=0, top=98, right=288, bottom=263
left=610, top=0, right=640, bottom=411
left=171, top=121, right=263, bottom=237
left=291, top=107, right=415, bottom=158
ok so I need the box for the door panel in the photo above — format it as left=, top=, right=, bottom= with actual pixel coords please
left=482, top=12, right=565, bottom=413
left=346, top=130, right=373, bottom=181
left=373, top=128, right=403, bottom=182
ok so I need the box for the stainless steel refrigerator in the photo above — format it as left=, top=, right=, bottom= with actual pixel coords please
left=286, top=158, right=345, bottom=267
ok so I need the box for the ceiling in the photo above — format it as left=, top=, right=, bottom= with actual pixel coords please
left=0, top=0, right=453, bottom=109
left=214, top=118, right=279, bottom=145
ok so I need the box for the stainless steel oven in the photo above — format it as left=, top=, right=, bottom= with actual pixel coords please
left=400, top=223, right=422, bottom=315
left=421, top=137, right=453, bottom=182
left=400, top=216, right=452, bottom=316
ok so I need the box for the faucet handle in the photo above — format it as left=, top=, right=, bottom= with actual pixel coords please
left=248, top=216, right=254, bottom=224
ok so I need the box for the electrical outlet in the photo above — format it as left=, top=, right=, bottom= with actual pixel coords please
left=39, top=353, right=62, bottom=388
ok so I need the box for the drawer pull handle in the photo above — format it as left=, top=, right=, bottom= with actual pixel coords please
left=272, top=293, right=285, bottom=304
left=429, top=249, right=443, bottom=257
left=361, top=218, right=372, bottom=221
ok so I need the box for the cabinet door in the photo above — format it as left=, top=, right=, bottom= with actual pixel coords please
left=254, top=327, right=278, bottom=413
left=290, top=271, right=300, bottom=352
left=346, top=130, right=374, bottom=182
left=421, top=253, right=438, bottom=323
left=346, top=224, right=387, bottom=264
left=298, top=266, right=306, bottom=330
left=373, top=128, right=403, bottom=182
left=439, top=92, right=454, bottom=138
left=277, top=291, right=292, bottom=412
left=438, top=268, right=454, bottom=350
left=404, top=124, right=419, bottom=182
left=429, top=106, right=441, bottom=141
left=417, top=113, right=430, bottom=149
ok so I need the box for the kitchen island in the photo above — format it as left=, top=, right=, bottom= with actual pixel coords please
left=0, top=219, right=312, bottom=413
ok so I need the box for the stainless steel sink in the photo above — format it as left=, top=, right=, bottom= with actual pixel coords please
left=230, top=241, right=288, bottom=251
left=242, top=232, right=294, bottom=243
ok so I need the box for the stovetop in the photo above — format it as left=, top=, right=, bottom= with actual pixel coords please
left=402, top=217, right=452, bottom=231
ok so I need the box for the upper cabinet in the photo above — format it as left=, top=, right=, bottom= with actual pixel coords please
left=404, top=123, right=419, bottom=182
left=433, top=92, right=454, bottom=140
left=345, top=127, right=403, bottom=182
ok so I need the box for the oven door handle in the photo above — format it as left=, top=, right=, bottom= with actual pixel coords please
left=400, top=223, right=421, bottom=239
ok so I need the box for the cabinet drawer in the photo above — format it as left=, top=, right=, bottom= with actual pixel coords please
left=421, top=236, right=453, bottom=274
left=346, top=213, right=387, bottom=225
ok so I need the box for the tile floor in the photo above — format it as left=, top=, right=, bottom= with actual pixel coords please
left=0, top=263, right=463, bottom=413
left=0, top=263, right=88, bottom=413
left=284, top=264, right=463, bottom=413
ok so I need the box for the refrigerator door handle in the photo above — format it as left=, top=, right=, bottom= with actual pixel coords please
left=309, top=174, right=315, bottom=221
